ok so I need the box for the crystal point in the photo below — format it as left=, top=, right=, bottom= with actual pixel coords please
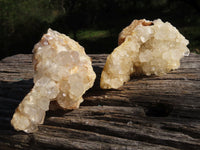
left=11, top=29, right=96, bottom=133
left=101, top=19, right=189, bottom=89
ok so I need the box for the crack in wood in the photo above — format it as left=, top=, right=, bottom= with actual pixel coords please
left=0, top=53, right=200, bottom=149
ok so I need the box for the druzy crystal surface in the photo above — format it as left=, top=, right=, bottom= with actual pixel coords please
left=11, top=29, right=96, bottom=133
left=101, top=19, right=190, bottom=89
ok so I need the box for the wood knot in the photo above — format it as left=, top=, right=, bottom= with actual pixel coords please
left=145, top=103, right=173, bottom=117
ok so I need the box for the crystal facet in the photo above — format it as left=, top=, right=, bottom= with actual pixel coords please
left=11, top=29, right=96, bottom=133
left=100, top=19, right=190, bottom=89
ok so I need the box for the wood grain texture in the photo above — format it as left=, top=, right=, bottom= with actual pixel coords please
left=0, top=53, right=200, bottom=150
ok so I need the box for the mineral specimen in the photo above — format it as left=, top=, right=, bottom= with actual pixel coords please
left=100, top=19, right=190, bottom=89
left=11, top=29, right=96, bottom=133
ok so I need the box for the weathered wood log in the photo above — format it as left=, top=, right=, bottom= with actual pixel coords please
left=0, top=53, right=200, bottom=150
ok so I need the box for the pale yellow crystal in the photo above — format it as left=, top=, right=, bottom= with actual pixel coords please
left=101, top=19, right=190, bottom=89
left=11, top=29, right=96, bottom=133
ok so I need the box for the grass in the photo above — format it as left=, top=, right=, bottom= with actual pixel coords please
left=179, top=26, right=200, bottom=51
left=77, top=30, right=110, bottom=41
left=69, top=29, right=118, bottom=54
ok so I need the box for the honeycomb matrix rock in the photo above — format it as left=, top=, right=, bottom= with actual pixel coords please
left=100, top=19, right=190, bottom=89
left=11, top=29, right=96, bottom=133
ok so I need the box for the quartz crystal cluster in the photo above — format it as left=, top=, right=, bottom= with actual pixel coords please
left=101, top=19, right=190, bottom=89
left=11, top=29, right=96, bottom=133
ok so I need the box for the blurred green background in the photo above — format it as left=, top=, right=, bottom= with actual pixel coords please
left=0, top=0, right=200, bottom=59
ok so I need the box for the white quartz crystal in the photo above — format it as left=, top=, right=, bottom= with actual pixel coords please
left=11, top=29, right=96, bottom=133
left=101, top=19, right=190, bottom=89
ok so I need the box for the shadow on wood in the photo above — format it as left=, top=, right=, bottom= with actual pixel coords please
left=0, top=53, right=200, bottom=149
